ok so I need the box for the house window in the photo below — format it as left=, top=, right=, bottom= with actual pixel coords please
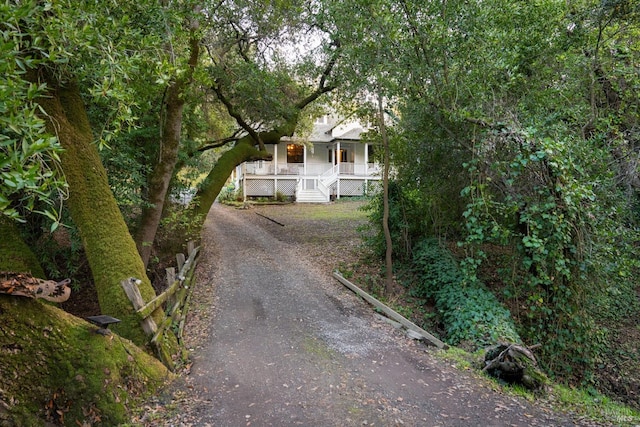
left=315, top=115, right=328, bottom=125
left=339, top=149, right=348, bottom=163
left=328, top=149, right=348, bottom=164
left=287, top=144, right=304, bottom=163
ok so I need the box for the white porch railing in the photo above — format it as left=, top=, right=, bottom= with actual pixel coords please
left=319, top=164, right=339, bottom=187
left=244, top=161, right=380, bottom=178
left=317, top=179, right=330, bottom=200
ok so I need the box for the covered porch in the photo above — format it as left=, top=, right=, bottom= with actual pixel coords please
left=237, top=140, right=381, bottom=202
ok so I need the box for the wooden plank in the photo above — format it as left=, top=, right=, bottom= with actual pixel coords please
left=166, top=267, right=176, bottom=287
left=255, top=212, right=285, bottom=226
left=150, top=316, right=173, bottom=345
left=121, top=278, right=157, bottom=335
left=187, top=241, right=196, bottom=256
left=332, top=272, right=447, bottom=349
left=178, top=261, right=197, bottom=341
left=178, top=247, right=199, bottom=279
left=138, top=247, right=200, bottom=328
left=137, top=279, right=181, bottom=319
left=166, top=267, right=177, bottom=308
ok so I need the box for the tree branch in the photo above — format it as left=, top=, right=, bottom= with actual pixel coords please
left=294, top=47, right=339, bottom=111
left=197, top=136, right=238, bottom=152
left=211, top=80, right=265, bottom=150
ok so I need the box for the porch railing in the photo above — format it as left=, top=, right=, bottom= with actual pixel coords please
left=319, top=164, right=339, bottom=187
left=244, top=161, right=380, bottom=178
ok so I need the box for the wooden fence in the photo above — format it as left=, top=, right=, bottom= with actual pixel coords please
left=122, top=241, right=199, bottom=368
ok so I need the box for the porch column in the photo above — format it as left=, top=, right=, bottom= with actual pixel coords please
left=331, top=143, right=336, bottom=166
left=303, top=145, right=307, bottom=175
left=274, top=144, right=278, bottom=175
left=336, top=141, right=341, bottom=199
left=364, top=143, right=369, bottom=176
left=243, top=175, right=247, bottom=202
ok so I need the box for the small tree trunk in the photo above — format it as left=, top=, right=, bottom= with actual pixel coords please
left=135, top=35, right=200, bottom=267
left=136, top=83, right=188, bottom=267
left=378, top=93, right=393, bottom=295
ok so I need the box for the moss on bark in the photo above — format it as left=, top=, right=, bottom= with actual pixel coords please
left=0, top=295, right=170, bottom=426
left=0, top=218, right=45, bottom=277
left=35, top=77, right=169, bottom=347
left=193, top=136, right=269, bottom=219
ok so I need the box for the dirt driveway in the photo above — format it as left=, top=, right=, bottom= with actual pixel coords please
left=143, top=202, right=606, bottom=426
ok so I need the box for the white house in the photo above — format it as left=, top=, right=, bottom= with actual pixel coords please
left=234, top=115, right=381, bottom=203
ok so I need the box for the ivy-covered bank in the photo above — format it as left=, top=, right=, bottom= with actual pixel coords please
left=411, top=238, right=521, bottom=347
left=0, top=296, right=170, bottom=426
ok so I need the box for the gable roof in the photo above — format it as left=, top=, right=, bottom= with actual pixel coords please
left=284, top=115, right=365, bottom=144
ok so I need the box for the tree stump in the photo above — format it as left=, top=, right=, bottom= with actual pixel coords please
left=483, top=343, right=547, bottom=390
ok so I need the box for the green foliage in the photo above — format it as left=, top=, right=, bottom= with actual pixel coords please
left=360, top=180, right=425, bottom=262
left=275, top=191, right=288, bottom=202
left=0, top=1, right=67, bottom=227
left=99, top=125, right=155, bottom=220
left=412, top=238, right=521, bottom=348
left=218, top=183, right=239, bottom=203
left=410, top=239, right=461, bottom=299
left=19, top=210, right=86, bottom=285
left=458, top=122, right=639, bottom=381
left=156, top=202, right=203, bottom=255
left=335, top=0, right=640, bottom=392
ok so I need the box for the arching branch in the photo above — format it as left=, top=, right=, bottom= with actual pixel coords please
left=211, top=80, right=265, bottom=150
left=197, top=136, right=239, bottom=152
left=294, top=46, right=339, bottom=111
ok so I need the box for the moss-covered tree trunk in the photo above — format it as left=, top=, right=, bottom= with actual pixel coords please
left=193, top=134, right=274, bottom=219
left=135, top=36, right=200, bottom=268
left=0, top=218, right=45, bottom=277
left=0, top=146, right=170, bottom=427
left=0, top=295, right=169, bottom=426
left=36, top=78, right=164, bottom=346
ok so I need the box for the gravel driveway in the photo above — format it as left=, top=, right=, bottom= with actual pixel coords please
left=150, top=202, right=604, bottom=427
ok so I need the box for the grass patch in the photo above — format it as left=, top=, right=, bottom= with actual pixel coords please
left=435, top=346, right=477, bottom=371
left=549, top=384, right=640, bottom=426
left=274, top=200, right=369, bottom=221
left=302, top=335, right=335, bottom=360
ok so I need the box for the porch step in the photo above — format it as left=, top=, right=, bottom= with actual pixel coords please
left=296, top=189, right=329, bottom=203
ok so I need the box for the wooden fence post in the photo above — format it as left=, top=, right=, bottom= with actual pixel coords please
left=166, top=267, right=176, bottom=309
left=121, top=277, right=158, bottom=335
left=176, top=253, right=185, bottom=272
